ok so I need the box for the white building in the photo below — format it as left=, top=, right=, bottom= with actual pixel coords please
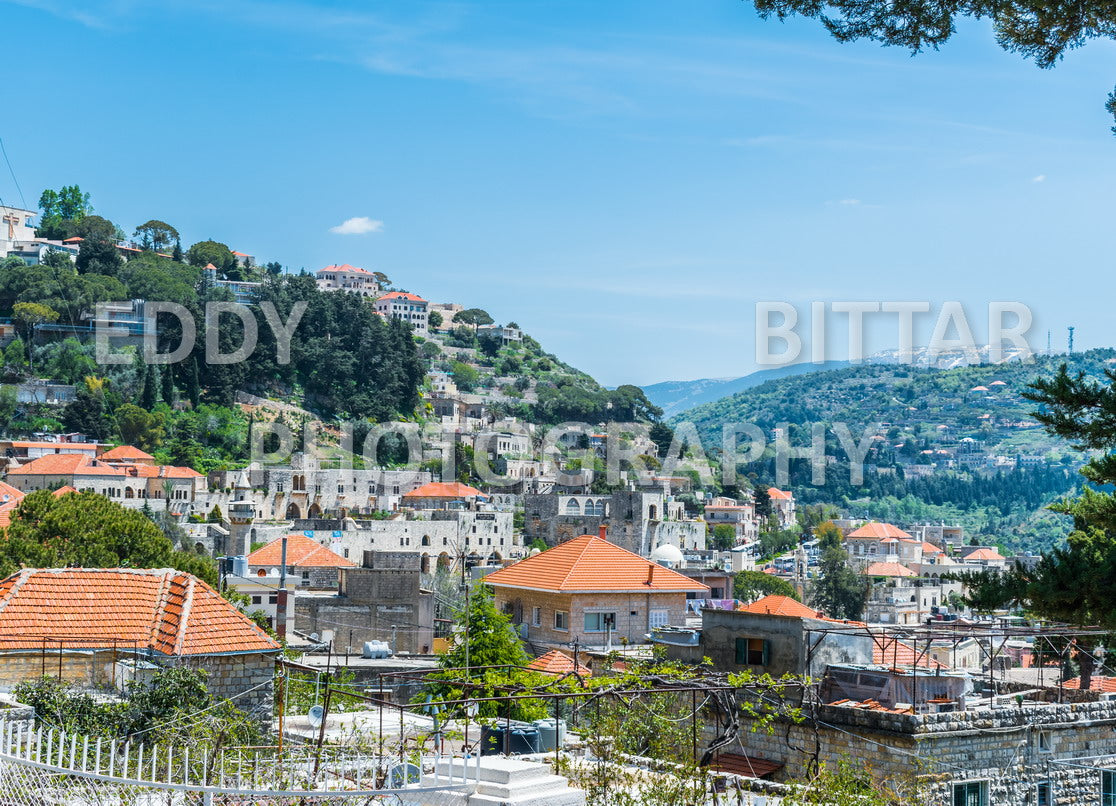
left=0, top=205, right=38, bottom=256
left=315, top=264, right=382, bottom=298
left=375, top=291, right=428, bottom=334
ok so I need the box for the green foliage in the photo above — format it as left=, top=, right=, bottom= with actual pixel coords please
left=37, top=185, right=91, bottom=239
left=735, top=570, right=799, bottom=601
left=133, top=220, right=180, bottom=253
left=62, top=378, right=117, bottom=441
left=808, top=540, right=866, bottom=621
left=14, top=667, right=260, bottom=745
left=450, top=361, right=480, bottom=393
left=758, top=528, right=799, bottom=558
left=782, top=759, right=910, bottom=805
left=0, top=489, right=217, bottom=586
left=186, top=239, right=236, bottom=273
left=116, top=403, right=165, bottom=450
left=453, top=308, right=494, bottom=328
left=428, top=310, right=443, bottom=329
left=710, top=523, right=736, bottom=550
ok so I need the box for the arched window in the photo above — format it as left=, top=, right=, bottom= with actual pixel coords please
left=421, top=535, right=431, bottom=547
left=124, top=488, right=134, bottom=499
left=565, top=499, right=581, bottom=515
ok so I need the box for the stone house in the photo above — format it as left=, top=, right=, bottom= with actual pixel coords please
left=315, top=264, right=382, bottom=297
left=374, top=291, right=428, bottom=334
left=295, top=551, right=434, bottom=655
left=0, top=568, right=280, bottom=717
left=484, top=528, right=708, bottom=649
left=766, top=487, right=796, bottom=529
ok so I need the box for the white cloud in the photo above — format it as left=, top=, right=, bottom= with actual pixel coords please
left=1032, top=174, right=1046, bottom=183
left=329, top=216, right=384, bottom=235
left=839, top=198, right=861, bottom=205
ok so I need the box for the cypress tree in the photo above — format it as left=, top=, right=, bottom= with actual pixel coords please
left=141, top=364, right=159, bottom=410
left=185, top=358, right=200, bottom=408
left=161, top=364, right=176, bottom=405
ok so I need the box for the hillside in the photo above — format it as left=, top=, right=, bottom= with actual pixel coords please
left=672, top=349, right=1116, bottom=553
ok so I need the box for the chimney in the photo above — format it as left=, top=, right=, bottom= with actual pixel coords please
left=646, top=562, right=655, bottom=585
left=598, top=525, right=607, bottom=540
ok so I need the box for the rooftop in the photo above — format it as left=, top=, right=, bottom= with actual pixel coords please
left=484, top=533, right=709, bottom=594
left=0, top=568, right=280, bottom=656
left=847, top=522, right=913, bottom=540
left=247, top=534, right=355, bottom=569
left=526, top=649, right=591, bottom=677
left=403, top=481, right=484, bottom=499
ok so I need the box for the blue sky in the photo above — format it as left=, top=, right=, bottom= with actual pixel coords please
left=2, top=0, right=1114, bottom=386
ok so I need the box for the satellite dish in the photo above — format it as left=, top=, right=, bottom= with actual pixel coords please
left=309, top=633, right=320, bottom=642
left=307, top=705, right=325, bottom=728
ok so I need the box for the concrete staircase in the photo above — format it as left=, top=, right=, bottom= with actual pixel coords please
left=432, top=757, right=586, bottom=806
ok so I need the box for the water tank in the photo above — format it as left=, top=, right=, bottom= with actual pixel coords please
left=533, top=718, right=566, bottom=751
left=363, top=640, right=392, bottom=659
left=231, top=555, right=248, bottom=577
left=481, top=722, right=540, bottom=755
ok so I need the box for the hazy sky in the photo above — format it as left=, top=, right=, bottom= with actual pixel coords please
left=2, top=0, right=1113, bottom=385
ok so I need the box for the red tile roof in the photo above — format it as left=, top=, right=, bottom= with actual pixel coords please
left=0, top=569, right=279, bottom=656
left=738, top=595, right=820, bottom=619
left=51, top=486, right=77, bottom=497
left=247, top=534, right=355, bottom=569
left=1061, top=676, right=1116, bottom=692
left=7, top=453, right=201, bottom=479
left=484, top=534, right=709, bottom=594
left=526, top=649, right=591, bottom=677
left=963, top=548, right=1005, bottom=561
left=9, top=442, right=98, bottom=451
left=403, top=481, right=484, bottom=499
left=863, top=562, right=916, bottom=577
left=318, top=263, right=372, bottom=275
left=766, top=488, right=792, bottom=500
left=871, top=636, right=946, bottom=669
left=101, top=445, right=155, bottom=461
left=378, top=291, right=427, bottom=303
left=847, top=522, right=912, bottom=539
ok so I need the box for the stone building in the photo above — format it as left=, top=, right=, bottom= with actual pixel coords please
left=246, top=533, right=355, bottom=589
left=523, top=490, right=706, bottom=555
left=295, top=551, right=434, bottom=655
left=0, top=568, right=280, bottom=718
left=485, top=529, right=708, bottom=650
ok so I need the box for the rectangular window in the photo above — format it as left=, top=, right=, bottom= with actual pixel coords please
left=251, top=595, right=261, bottom=605
left=532, top=607, right=541, bottom=627
left=1037, top=782, right=1050, bottom=806
left=952, top=781, right=987, bottom=806
left=584, top=612, right=616, bottom=632
left=1038, top=730, right=1052, bottom=752
left=554, top=611, right=568, bottom=631
left=734, top=637, right=770, bottom=666
left=1103, top=770, right=1116, bottom=806
left=268, top=594, right=278, bottom=605
left=649, top=609, right=669, bottom=629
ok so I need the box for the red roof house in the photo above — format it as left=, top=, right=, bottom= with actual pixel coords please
left=484, top=530, right=708, bottom=648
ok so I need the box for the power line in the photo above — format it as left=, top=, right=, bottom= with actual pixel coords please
left=0, top=137, right=27, bottom=210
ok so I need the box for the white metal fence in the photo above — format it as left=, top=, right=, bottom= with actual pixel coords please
left=0, top=719, right=475, bottom=804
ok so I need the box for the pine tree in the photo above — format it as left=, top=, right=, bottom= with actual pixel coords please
left=141, top=364, right=159, bottom=410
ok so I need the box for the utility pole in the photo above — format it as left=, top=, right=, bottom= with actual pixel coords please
left=276, top=537, right=289, bottom=641
left=461, top=549, right=470, bottom=677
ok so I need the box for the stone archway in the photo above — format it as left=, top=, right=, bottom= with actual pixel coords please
left=285, top=503, right=301, bottom=519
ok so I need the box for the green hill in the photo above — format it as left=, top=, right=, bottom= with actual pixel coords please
left=673, top=349, right=1116, bottom=553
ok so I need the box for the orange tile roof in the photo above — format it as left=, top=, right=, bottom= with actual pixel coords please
left=863, top=562, right=916, bottom=577
left=871, top=637, right=946, bottom=669
left=51, top=486, right=77, bottom=496
left=0, top=481, right=23, bottom=505
left=101, top=445, right=155, bottom=461
left=378, top=291, right=427, bottom=303
left=766, top=488, right=792, bottom=500
left=738, top=595, right=821, bottom=619
left=526, top=649, right=591, bottom=677
left=319, top=263, right=372, bottom=275
left=1061, top=676, right=1116, bottom=692
left=964, top=548, right=1005, bottom=561
left=920, top=541, right=944, bottom=555
left=847, top=522, right=912, bottom=539
left=8, top=442, right=99, bottom=451
left=247, top=534, right=355, bottom=569
left=0, top=569, right=279, bottom=656
left=403, top=481, right=484, bottom=499
left=8, top=453, right=202, bottom=479
left=484, top=534, right=708, bottom=594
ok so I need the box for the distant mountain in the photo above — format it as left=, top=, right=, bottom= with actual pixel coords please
left=643, top=361, right=848, bottom=419
left=644, top=346, right=1043, bottom=419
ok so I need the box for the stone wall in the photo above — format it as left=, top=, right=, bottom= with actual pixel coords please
left=178, top=652, right=276, bottom=721
left=491, top=588, right=689, bottom=648
left=729, top=699, right=1116, bottom=805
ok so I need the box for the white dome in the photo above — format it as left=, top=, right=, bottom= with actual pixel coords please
left=650, top=544, right=685, bottom=568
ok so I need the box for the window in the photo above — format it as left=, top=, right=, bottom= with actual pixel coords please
left=532, top=607, right=541, bottom=627
left=952, top=781, right=987, bottom=806
left=1038, top=730, right=1053, bottom=752
left=1037, top=782, right=1051, bottom=806
left=584, top=612, right=616, bottom=632
left=268, top=594, right=278, bottom=605
left=554, top=611, right=568, bottom=631
left=734, top=637, right=770, bottom=666
left=1103, top=770, right=1116, bottom=806
left=251, top=595, right=261, bottom=605
left=649, top=609, right=669, bottom=629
